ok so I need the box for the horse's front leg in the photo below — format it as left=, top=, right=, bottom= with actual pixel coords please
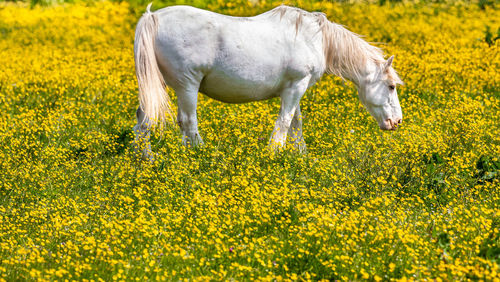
left=176, top=84, right=204, bottom=147
left=269, top=76, right=310, bottom=150
left=133, top=106, right=154, bottom=162
left=288, top=104, right=307, bottom=153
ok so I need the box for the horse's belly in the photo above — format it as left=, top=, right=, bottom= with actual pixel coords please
left=199, top=70, right=282, bottom=103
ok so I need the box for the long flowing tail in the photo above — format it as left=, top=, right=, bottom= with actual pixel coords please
left=134, top=3, right=172, bottom=126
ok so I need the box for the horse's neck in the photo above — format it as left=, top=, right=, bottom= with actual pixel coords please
left=323, top=22, right=383, bottom=85
left=346, top=60, right=373, bottom=86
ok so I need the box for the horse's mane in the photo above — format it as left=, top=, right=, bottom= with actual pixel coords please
left=270, top=5, right=400, bottom=83
left=271, top=5, right=309, bottom=35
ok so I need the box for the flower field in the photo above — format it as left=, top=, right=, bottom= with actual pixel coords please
left=0, top=0, right=499, bottom=280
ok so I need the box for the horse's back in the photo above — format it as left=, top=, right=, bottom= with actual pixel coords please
left=152, top=5, right=322, bottom=102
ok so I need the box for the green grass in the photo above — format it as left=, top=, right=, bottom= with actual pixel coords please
left=0, top=0, right=499, bottom=280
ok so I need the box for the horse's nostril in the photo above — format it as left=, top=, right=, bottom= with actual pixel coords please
left=396, top=119, right=402, bottom=124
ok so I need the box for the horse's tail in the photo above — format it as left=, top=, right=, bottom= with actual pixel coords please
left=134, top=3, right=172, bottom=126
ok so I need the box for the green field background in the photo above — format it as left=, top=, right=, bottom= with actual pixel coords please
left=0, top=0, right=499, bottom=280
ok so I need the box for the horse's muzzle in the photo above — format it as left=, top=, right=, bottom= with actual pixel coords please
left=381, top=118, right=402, bottom=130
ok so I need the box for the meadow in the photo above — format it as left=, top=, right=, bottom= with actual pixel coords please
left=0, top=0, right=499, bottom=280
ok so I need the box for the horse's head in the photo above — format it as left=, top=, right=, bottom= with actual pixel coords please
left=357, top=56, right=403, bottom=130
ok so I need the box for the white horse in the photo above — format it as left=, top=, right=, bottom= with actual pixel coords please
left=133, top=4, right=403, bottom=159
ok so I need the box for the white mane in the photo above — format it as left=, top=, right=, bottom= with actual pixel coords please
left=270, top=5, right=395, bottom=83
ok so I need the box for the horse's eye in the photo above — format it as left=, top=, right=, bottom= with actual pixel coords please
left=389, top=85, right=395, bottom=91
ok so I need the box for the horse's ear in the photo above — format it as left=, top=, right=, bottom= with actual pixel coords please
left=395, top=77, right=404, bottom=85
left=384, top=55, right=394, bottom=70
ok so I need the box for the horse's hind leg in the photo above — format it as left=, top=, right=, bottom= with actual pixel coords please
left=288, top=104, right=306, bottom=153
left=133, top=106, right=154, bottom=162
left=176, top=83, right=203, bottom=147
